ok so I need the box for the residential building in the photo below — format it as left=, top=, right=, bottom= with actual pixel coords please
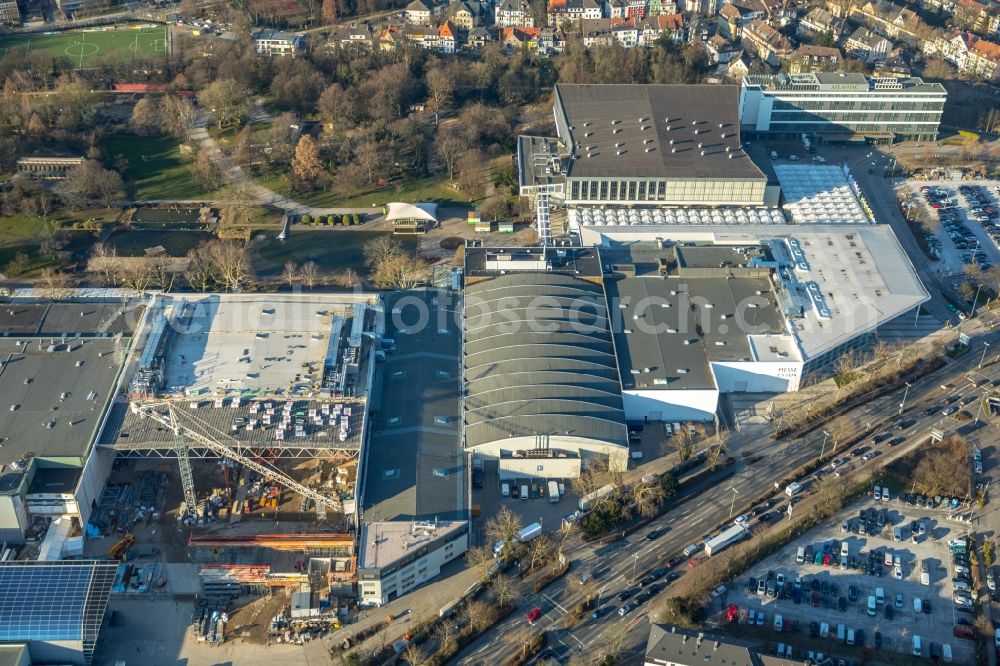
left=437, top=21, right=458, bottom=51
left=846, top=26, right=893, bottom=62
left=717, top=1, right=758, bottom=39
left=875, top=49, right=913, bottom=76
left=466, top=26, right=493, bottom=48
left=406, top=0, right=433, bottom=23
left=502, top=25, right=541, bottom=49
left=725, top=50, right=752, bottom=78
left=706, top=33, right=741, bottom=62
left=608, top=0, right=626, bottom=17
left=540, top=26, right=565, bottom=52
left=796, top=6, right=844, bottom=40
left=952, top=0, right=1000, bottom=37
left=626, top=0, right=645, bottom=18
left=327, top=21, right=375, bottom=48
left=643, top=12, right=684, bottom=43
left=451, top=1, right=481, bottom=28
left=547, top=0, right=604, bottom=28
left=741, top=18, right=792, bottom=65
left=378, top=25, right=404, bottom=50
left=788, top=44, right=842, bottom=73
left=252, top=28, right=305, bottom=56
left=852, top=0, right=923, bottom=43
left=740, top=72, right=947, bottom=142
left=0, top=0, right=21, bottom=25
left=647, top=0, right=677, bottom=16
left=937, top=31, right=1000, bottom=79
left=495, top=0, right=534, bottom=27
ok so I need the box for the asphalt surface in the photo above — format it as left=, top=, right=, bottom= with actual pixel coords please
left=456, top=311, right=1000, bottom=665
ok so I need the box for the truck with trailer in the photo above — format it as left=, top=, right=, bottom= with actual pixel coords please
left=578, top=484, right=616, bottom=511
left=704, top=522, right=750, bottom=556
left=493, top=522, right=544, bottom=558
left=548, top=480, right=560, bottom=503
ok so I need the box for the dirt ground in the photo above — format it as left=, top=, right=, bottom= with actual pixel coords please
left=88, top=457, right=351, bottom=565
left=227, top=590, right=294, bottom=645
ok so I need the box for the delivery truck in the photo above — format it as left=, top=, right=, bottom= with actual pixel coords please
left=548, top=480, right=560, bottom=503
left=578, top=484, right=616, bottom=511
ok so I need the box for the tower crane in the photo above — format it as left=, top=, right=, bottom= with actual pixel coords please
left=130, top=401, right=338, bottom=520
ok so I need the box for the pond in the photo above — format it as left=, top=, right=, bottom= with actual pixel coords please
left=107, top=229, right=214, bottom=257
left=251, top=230, right=417, bottom=277
left=132, top=208, right=203, bottom=227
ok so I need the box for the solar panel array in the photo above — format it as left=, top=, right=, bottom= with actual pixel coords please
left=0, top=561, right=116, bottom=665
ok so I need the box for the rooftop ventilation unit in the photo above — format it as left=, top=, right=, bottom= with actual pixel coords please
left=728, top=154, right=735, bottom=159
left=691, top=120, right=698, bottom=125
left=671, top=148, right=677, bottom=153
left=719, top=123, right=725, bottom=128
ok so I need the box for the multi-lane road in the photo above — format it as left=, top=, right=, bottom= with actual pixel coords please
left=457, top=314, right=1000, bottom=665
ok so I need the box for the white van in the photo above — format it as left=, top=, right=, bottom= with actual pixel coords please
left=943, top=643, right=953, bottom=663
left=874, top=485, right=881, bottom=500
left=912, top=635, right=922, bottom=656
left=913, top=597, right=922, bottom=613
left=875, top=587, right=885, bottom=604
left=785, top=482, right=802, bottom=497
left=501, top=482, right=510, bottom=497
left=840, top=542, right=849, bottom=559
left=520, top=484, right=529, bottom=500
left=796, top=546, right=806, bottom=564
left=774, top=614, right=783, bottom=632
left=846, top=628, right=856, bottom=645
left=883, top=488, right=891, bottom=502
left=836, top=624, right=845, bottom=642
left=684, top=543, right=701, bottom=557
left=867, top=595, right=876, bottom=616
left=820, top=622, right=830, bottom=638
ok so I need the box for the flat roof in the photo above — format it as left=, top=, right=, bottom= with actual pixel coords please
left=0, top=337, right=123, bottom=462
left=580, top=225, right=928, bottom=362
left=602, top=245, right=789, bottom=391
left=463, top=245, right=604, bottom=281
left=555, top=84, right=766, bottom=181
left=361, top=290, right=465, bottom=522
left=646, top=625, right=753, bottom=666
left=357, top=520, right=467, bottom=571
left=774, top=165, right=870, bottom=224
left=0, top=302, right=139, bottom=336
left=464, top=271, right=628, bottom=449
left=159, top=294, right=375, bottom=397
left=28, top=467, right=81, bottom=494
left=743, top=73, right=947, bottom=95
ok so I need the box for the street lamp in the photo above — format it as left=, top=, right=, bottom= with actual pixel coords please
left=820, top=430, right=831, bottom=461
left=899, top=382, right=911, bottom=415
left=980, top=341, right=991, bottom=370
left=972, top=283, right=984, bottom=318
left=632, top=553, right=639, bottom=581
left=728, top=483, right=740, bottom=518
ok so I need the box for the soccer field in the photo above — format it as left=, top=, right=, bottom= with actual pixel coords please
left=0, top=26, right=169, bottom=69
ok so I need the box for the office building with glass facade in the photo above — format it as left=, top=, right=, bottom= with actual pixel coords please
left=739, top=73, right=946, bottom=143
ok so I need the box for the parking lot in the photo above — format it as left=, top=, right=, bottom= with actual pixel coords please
left=899, top=179, right=1000, bottom=275
left=724, top=494, right=977, bottom=662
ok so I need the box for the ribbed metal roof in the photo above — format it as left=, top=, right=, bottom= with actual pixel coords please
left=463, top=273, right=627, bottom=449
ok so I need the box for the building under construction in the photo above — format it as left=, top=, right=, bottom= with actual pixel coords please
left=99, top=293, right=382, bottom=525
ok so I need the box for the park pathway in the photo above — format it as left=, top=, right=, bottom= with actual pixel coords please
left=188, top=110, right=381, bottom=218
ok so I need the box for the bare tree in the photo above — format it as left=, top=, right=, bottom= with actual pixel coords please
left=462, top=598, right=490, bottom=633
left=491, top=573, right=519, bottom=608
left=528, top=534, right=553, bottom=571
left=706, top=436, right=728, bottom=470
left=568, top=574, right=599, bottom=605
left=223, top=180, right=258, bottom=228
left=334, top=267, right=361, bottom=289
left=300, top=260, right=320, bottom=288
left=36, top=267, right=72, bottom=299
left=207, top=240, right=251, bottom=292
left=633, top=480, right=667, bottom=517
left=402, top=643, right=424, bottom=666
left=435, top=128, right=468, bottom=180
left=465, top=545, right=494, bottom=583
left=283, top=261, right=299, bottom=287
left=672, top=429, right=694, bottom=462
left=90, top=242, right=118, bottom=286
left=117, top=262, right=156, bottom=293
left=485, top=506, right=523, bottom=555
left=434, top=622, right=456, bottom=655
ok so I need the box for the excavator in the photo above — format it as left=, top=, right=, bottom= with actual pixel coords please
left=108, top=533, right=135, bottom=561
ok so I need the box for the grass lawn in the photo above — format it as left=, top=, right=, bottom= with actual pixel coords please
left=257, top=173, right=472, bottom=209
left=0, top=209, right=117, bottom=275
left=0, top=26, right=169, bottom=69
left=208, top=121, right=272, bottom=148
left=103, top=134, right=213, bottom=201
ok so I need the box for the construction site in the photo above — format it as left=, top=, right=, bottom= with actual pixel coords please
left=87, top=292, right=383, bottom=642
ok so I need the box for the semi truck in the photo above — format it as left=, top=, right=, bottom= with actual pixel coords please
left=579, top=484, right=616, bottom=511
left=704, top=522, right=749, bottom=557
left=548, top=480, right=560, bottom=503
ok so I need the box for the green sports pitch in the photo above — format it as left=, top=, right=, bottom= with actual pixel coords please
left=0, top=26, right=169, bottom=69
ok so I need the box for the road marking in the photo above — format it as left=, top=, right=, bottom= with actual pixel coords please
left=542, top=593, right=568, bottom=614
left=692, top=517, right=704, bottom=525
